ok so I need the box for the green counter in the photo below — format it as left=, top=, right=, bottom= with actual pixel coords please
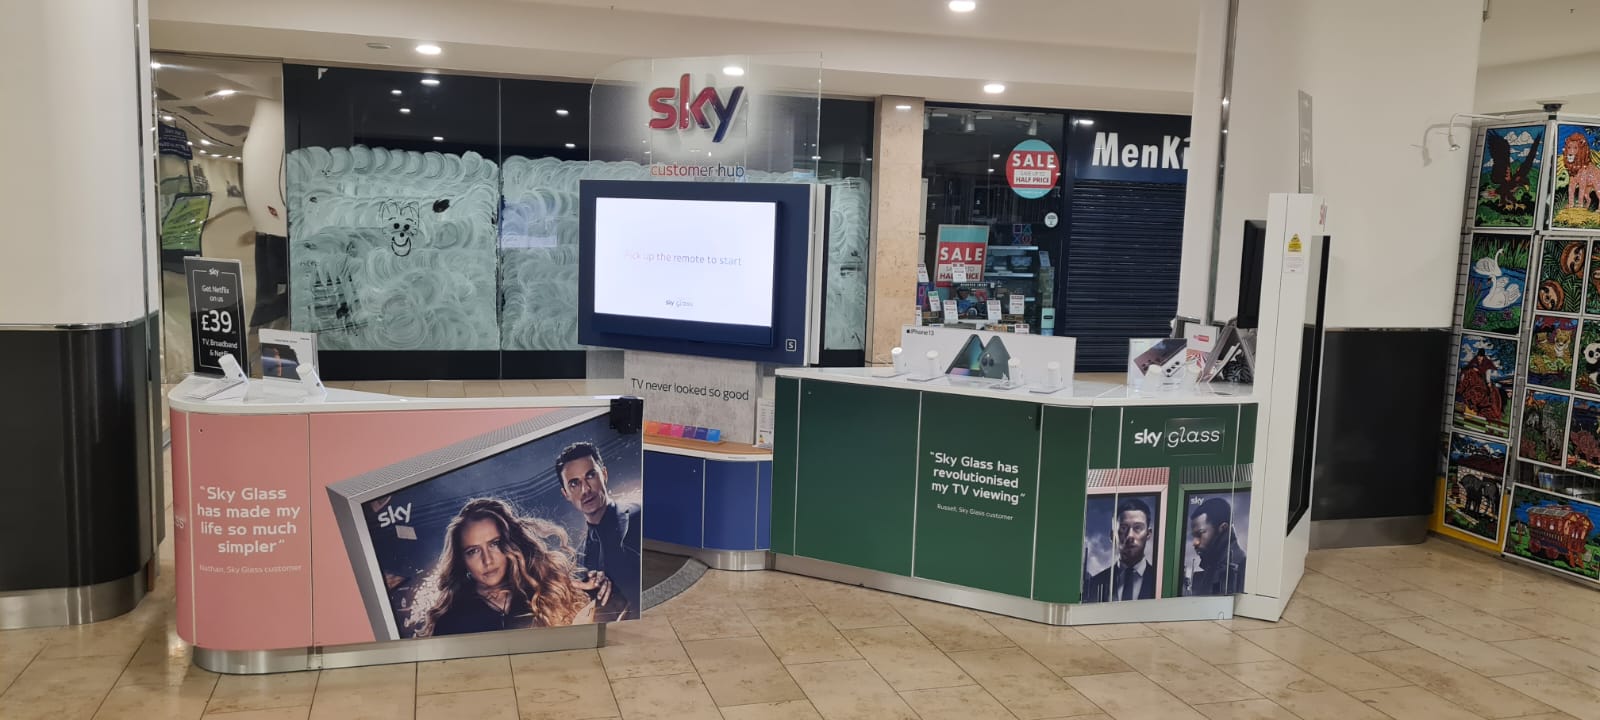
left=772, top=369, right=1257, bottom=623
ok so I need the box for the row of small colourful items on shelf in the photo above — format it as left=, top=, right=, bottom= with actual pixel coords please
left=644, top=421, right=723, bottom=443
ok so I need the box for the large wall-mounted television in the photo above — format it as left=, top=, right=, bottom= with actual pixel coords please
left=578, top=180, right=824, bottom=365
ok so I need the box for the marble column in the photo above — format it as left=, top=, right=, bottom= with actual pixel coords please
left=866, top=96, right=925, bottom=365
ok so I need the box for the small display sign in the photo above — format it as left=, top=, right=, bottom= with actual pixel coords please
left=942, top=299, right=960, bottom=325
left=935, top=225, right=988, bottom=286
left=986, top=299, right=1001, bottom=322
left=1009, top=294, right=1026, bottom=316
left=184, top=257, right=248, bottom=376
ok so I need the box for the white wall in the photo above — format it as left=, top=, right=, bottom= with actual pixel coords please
left=1, top=0, right=154, bottom=324
left=1182, top=0, right=1481, bottom=329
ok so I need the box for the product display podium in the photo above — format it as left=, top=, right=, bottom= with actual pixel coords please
left=771, top=368, right=1258, bottom=625
left=643, top=436, right=774, bottom=570
left=169, top=379, right=644, bottom=673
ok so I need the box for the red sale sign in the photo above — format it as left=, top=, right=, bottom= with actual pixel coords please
left=1006, top=139, right=1059, bottom=199
left=934, top=226, right=989, bottom=286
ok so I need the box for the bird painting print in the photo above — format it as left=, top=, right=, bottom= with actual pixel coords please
left=1476, top=125, right=1544, bottom=229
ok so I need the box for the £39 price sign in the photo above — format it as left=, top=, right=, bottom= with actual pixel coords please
left=184, top=257, right=249, bottom=376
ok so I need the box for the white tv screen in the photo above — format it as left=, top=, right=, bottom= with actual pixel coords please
left=591, top=197, right=778, bottom=329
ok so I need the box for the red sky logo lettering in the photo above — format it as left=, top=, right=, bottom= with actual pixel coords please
left=648, top=74, right=745, bottom=143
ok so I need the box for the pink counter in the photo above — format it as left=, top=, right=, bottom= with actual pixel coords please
left=169, top=379, right=641, bottom=673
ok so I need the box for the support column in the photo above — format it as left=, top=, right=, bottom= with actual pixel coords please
left=0, top=0, right=160, bottom=627
left=866, top=96, right=924, bottom=365
left=1180, top=0, right=1483, bottom=553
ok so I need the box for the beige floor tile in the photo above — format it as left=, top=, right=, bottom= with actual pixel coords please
left=985, top=616, right=1131, bottom=677
left=1097, top=636, right=1259, bottom=705
left=666, top=606, right=759, bottom=642
left=786, top=660, right=917, bottom=720
left=1279, top=597, right=1413, bottom=653
left=597, top=616, right=696, bottom=679
left=1370, top=617, right=1529, bottom=676
left=611, top=673, right=721, bottom=720
left=718, top=700, right=826, bottom=720
left=1232, top=627, right=1406, bottom=692
left=532, top=380, right=579, bottom=396
left=1293, top=573, right=1415, bottom=621
left=0, top=655, right=141, bottom=720
left=899, top=685, right=1014, bottom=720
left=948, top=647, right=1103, bottom=719
left=743, top=606, right=861, bottom=665
left=683, top=636, right=806, bottom=707
left=34, top=619, right=150, bottom=661
left=1191, top=698, right=1299, bottom=720
left=0, top=628, right=50, bottom=693
left=202, top=708, right=311, bottom=720
left=797, top=582, right=907, bottom=631
left=416, top=688, right=518, bottom=720
left=1501, top=607, right=1600, bottom=653
left=1065, top=671, right=1207, bottom=720
left=841, top=625, right=972, bottom=691
left=717, top=573, right=816, bottom=612
left=387, top=381, right=429, bottom=397
left=1361, top=647, right=1556, bottom=718
left=1378, top=589, right=1540, bottom=642
left=425, top=380, right=466, bottom=397
left=308, top=664, right=415, bottom=720
left=1497, top=673, right=1600, bottom=720
left=1213, top=617, right=1291, bottom=632
left=116, top=636, right=217, bottom=688
left=498, top=380, right=540, bottom=396
left=887, top=597, right=1013, bottom=653
left=1495, top=638, right=1600, bottom=689
left=94, top=673, right=219, bottom=720
left=463, top=381, right=507, bottom=397
left=1350, top=686, right=1492, bottom=720
left=1216, top=660, right=1388, bottom=720
left=1399, top=567, right=1533, bottom=613
left=1075, top=623, right=1156, bottom=642
left=206, top=671, right=320, bottom=715
left=416, top=656, right=512, bottom=696
left=349, top=381, right=392, bottom=395
left=510, top=648, right=619, bottom=720
left=1300, top=556, right=1418, bottom=594
left=1150, top=622, right=1277, bottom=665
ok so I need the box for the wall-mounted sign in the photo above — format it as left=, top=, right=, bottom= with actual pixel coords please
left=184, top=257, right=248, bottom=376
left=159, top=124, right=193, bottom=160
left=1071, top=112, right=1192, bottom=184
left=647, top=74, right=746, bottom=143
left=1006, top=139, right=1059, bottom=199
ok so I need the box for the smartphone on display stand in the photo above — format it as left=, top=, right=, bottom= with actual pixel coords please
left=944, top=335, right=985, bottom=376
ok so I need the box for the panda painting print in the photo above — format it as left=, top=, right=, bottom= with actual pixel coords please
left=1578, top=321, right=1600, bottom=396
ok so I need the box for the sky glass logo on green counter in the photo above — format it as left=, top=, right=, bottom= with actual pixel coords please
left=1133, top=418, right=1226, bottom=454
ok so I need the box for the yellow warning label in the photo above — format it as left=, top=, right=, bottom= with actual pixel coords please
left=1288, top=234, right=1303, bottom=253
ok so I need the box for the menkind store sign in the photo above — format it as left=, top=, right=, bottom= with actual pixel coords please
left=1069, top=111, right=1192, bottom=185
left=589, top=55, right=822, bottom=179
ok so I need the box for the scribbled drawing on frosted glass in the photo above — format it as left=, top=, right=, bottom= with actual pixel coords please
left=498, top=156, right=871, bottom=353
left=824, top=178, right=870, bottom=351
left=286, top=146, right=501, bottom=350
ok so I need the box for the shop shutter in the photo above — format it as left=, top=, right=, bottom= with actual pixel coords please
left=1061, top=180, right=1185, bottom=372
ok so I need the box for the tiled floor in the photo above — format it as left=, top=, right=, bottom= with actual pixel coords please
left=13, top=381, right=1591, bottom=719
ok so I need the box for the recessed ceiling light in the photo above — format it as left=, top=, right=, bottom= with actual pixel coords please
left=949, top=1, right=977, bottom=12
left=895, top=104, right=912, bottom=111
left=991, top=153, right=1000, bottom=159
left=811, top=155, right=822, bottom=161
left=415, top=43, right=442, bottom=55
left=200, top=139, right=212, bottom=145
left=432, top=136, right=444, bottom=142
left=391, top=89, right=402, bottom=95
left=150, top=61, right=162, bottom=70
left=420, top=77, right=440, bottom=86
left=1076, top=118, right=1095, bottom=126
left=186, top=141, right=193, bottom=146
left=564, top=143, right=577, bottom=149
left=556, top=108, right=570, bottom=116
left=983, top=82, right=1005, bottom=94
left=399, top=108, right=411, bottom=114
left=723, top=65, right=745, bottom=77
left=162, top=115, right=174, bottom=122
left=209, top=88, right=237, bottom=97
left=366, top=42, right=391, bottom=50
left=988, top=168, right=995, bottom=173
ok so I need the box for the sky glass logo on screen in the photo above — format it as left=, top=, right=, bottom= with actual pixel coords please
left=648, top=74, right=745, bottom=143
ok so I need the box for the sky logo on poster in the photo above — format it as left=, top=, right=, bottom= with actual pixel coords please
left=1134, top=420, right=1224, bottom=451
left=376, top=503, right=412, bottom=528
left=648, top=74, right=745, bottom=143
left=1091, top=132, right=1191, bottom=170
